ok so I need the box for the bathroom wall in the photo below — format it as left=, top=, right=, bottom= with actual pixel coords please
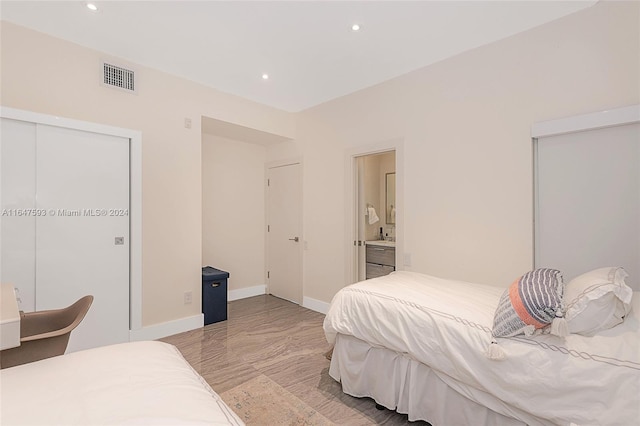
left=363, top=154, right=380, bottom=241
left=378, top=152, right=396, bottom=240
left=363, top=151, right=395, bottom=241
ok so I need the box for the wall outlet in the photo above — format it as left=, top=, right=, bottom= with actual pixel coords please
left=184, top=291, right=192, bottom=304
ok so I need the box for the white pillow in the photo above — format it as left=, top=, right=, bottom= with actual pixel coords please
left=564, top=267, right=633, bottom=336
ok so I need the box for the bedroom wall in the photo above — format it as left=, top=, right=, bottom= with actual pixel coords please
left=2, top=1, right=638, bottom=319
left=202, top=133, right=266, bottom=293
left=0, top=21, right=295, bottom=328
left=269, top=1, right=640, bottom=304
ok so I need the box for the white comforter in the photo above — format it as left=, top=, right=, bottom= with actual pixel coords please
left=0, top=341, right=244, bottom=426
left=323, top=271, right=640, bottom=426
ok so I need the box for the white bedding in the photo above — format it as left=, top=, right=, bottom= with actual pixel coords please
left=0, top=341, right=244, bottom=426
left=323, top=271, right=640, bottom=426
left=330, top=333, right=526, bottom=426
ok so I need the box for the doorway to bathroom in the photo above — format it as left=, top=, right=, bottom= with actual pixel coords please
left=349, top=149, right=398, bottom=283
left=355, top=151, right=396, bottom=281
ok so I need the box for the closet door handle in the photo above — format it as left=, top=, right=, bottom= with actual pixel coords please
left=288, top=237, right=299, bottom=242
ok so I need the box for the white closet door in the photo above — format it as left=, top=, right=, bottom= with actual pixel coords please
left=536, top=122, right=639, bottom=288
left=35, top=124, right=130, bottom=352
left=1, top=118, right=37, bottom=312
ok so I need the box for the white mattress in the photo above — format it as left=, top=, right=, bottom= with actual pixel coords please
left=0, top=341, right=244, bottom=426
left=323, top=271, right=640, bottom=426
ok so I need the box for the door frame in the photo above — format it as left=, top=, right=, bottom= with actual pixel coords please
left=0, top=106, right=143, bottom=332
left=265, top=157, right=303, bottom=303
left=345, top=139, right=404, bottom=286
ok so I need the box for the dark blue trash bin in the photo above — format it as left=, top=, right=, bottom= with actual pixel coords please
left=202, top=266, right=229, bottom=325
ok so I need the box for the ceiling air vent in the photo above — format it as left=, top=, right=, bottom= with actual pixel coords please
left=102, top=61, right=136, bottom=93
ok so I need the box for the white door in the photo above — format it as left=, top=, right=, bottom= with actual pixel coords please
left=1, top=119, right=130, bottom=353
left=267, top=163, right=302, bottom=304
left=1, top=118, right=37, bottom=312
left=535, top=122, right=640, bottom=286
left=35, top=124, right=130, bottom=352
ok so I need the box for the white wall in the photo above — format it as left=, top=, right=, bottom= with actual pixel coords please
left=202, top=133, right=266, bottom=292
left=2, top=1, right=638, bottom=320
left=269, top=1, right=640, bottom=303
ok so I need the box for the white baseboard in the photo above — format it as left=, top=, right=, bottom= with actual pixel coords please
left=129, top=313, right=204, bottom=341
left=228, top=285, right=266, bottom=301
left=303, top=296, right=330, bottom=315
left=128, top=286, right=317, bottom=342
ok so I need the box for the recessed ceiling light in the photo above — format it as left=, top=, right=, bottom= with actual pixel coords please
left=86, top=3, right=98, bottom=11
left=262, top=74, right=269, bottom=80
left=351, top=24, right=361, bottom=32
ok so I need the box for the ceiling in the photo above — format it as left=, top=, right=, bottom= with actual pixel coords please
left=1, top=1, right=597, bottom=112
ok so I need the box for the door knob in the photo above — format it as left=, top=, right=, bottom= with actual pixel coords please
left=289, top=237, right=299, bottom=242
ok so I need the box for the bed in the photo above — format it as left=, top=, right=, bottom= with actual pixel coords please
left=323, top=270, right=640, bottom=426
left=0, top=340, right=244, bottom=426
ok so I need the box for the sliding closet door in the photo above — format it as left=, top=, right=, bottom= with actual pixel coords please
left=535, top=122, right=639, bottom=288
left=35, top=124, right=130, bottom=352
left=1, top=118, right=37, bottom=312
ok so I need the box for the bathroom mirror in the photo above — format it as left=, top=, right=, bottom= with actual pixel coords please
left=386, top=172, right=396, bottom=224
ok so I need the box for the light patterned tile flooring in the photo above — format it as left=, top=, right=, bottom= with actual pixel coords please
left=160, top=295, right=426, bottom=425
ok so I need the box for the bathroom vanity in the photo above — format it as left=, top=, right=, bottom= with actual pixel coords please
left=365, top=241, right=396, bottom=279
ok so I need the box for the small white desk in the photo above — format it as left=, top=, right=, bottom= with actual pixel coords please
left=1, top=283, right=21, bottom=350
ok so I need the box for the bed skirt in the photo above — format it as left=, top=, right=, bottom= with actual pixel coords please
left=329, top=333, right=526, bottom=426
